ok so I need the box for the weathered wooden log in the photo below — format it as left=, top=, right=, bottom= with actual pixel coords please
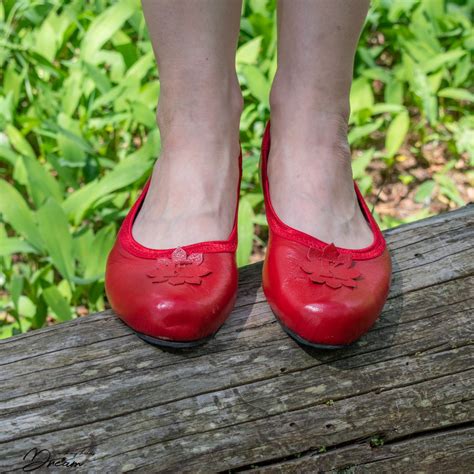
left=1, top=205, right=473, bottom=473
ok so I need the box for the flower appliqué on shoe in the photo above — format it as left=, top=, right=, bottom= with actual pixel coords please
left=301, top=243, right=361, bottom=289
left=147, top=247, right=212, bottom=286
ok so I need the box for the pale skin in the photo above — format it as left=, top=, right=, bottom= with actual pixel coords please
left=134, top=0, right=373, bottom=250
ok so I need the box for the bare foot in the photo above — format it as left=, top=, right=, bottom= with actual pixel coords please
left=132, top=87, right=242, bottom=249
left=267, top=107, right=373, bottom=250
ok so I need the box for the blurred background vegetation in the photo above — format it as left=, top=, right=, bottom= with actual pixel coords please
left=0, top=0, right=472, bottom=338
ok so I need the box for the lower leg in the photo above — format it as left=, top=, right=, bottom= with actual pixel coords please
left=134, top=0, right=243, bottom=248
left=269, top=0, right=372, bottom=248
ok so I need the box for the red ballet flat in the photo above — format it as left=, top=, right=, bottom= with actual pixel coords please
left=261, top=123, right=392, bottom=349
left=105, top=152, right=242, bottom=348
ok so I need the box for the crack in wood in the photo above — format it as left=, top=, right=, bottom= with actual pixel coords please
left=236, top=422, right=474, bottom=473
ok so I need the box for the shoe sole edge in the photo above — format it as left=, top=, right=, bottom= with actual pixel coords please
left=135, top=331, right=213, bottom=349
left=279, top=322, right=350, bottom=350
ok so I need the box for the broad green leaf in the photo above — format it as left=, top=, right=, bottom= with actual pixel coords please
left=10, top=275, right=23, bottom=314
left=356, top=175, right=373, bottom=196
left=125, top=51, right=155, bottom=80
left=88, top=113, right=132, bottom=128
left=57, top=133, right=87, bottom=167
left=73, top=228, right=94, bottom=271
left=450, top=117, right=474, bottom=166
left=0, top=145, right=19, bottom=166
left=348, top=119, right=384, bottom=145
left=4, top=61, right=23, bottom=107
left=22, top=154, right=63, bottom=207
left=249, top=0, right=268, bottom=15
left=32, top=14, right=57, bottom=62
left=90, top=84, right=127, bottom=112
left=372, top=103, right=405, bottom=115
left=386, top=110, right=410, bottom=158
left=236, top=196, right=255, bottom=267
left=96, top=51, right=127, bottom=82
left=241, top=64, right=270, bottom=108
left=37, top=198, right=75, bottom=282
left=240, top=104, right=259, bottom=131
left=357, top=47, right=376, bottom=68
left=0, top=237, right=37, bottom=256
left=0, top=180, right=43, bottom=251
left=453, top=55, right=471, bottom=87
left=13, top=155, right=28, bottom=186
left=422, top=50, right=466, bottom=74
left=361, top=67, right=392, bottom=83
left=350, top=78, right=374, bottom=113
left=18, top=296, right=36, bottom=319
left=401, top=37, right=435, bottom=64
left=63, top=131, right=159, bottom=223
left=0, top=91, right=13, bottom=124
left=42, top=286, right=73, bottom=322
left=435, top=174, right=465, bottom=207
left=5, top=125, right=35, bottom=159
left=81, top=0, right=138, bottom=61
left=137, top=81, right=160, bottom=106
left=132, top=101, right=157, bottom=128
left=388, top=0, right=417, bottom=22
left=32, top=8, right=72, bottom=62
left=411, top=66, right=438, bottom=125
left=352, top=149, right=375, bottom=180
left=423, top=0, right=444, bottom=24
left=384, top=80, right=404, bottom=105
left=48, top=117, right=95, bottom=154
left=84, top=62, right=112, bottom=94
left=56, top=114, right=87, bottom=167
left=428, top=69, right=444, bottom=93
left=62, top=66, right=84, bottom=116
left=253, top=214, right=268, bottom=227
left=0, top=323, right=17, bottom=339
left=414, top=180, right=436, bottom=203
left=410, top=6, right=441, bottom=51
left=32, top=295, right=48, bottom=329
left=83, top=226, right=116, bottom=279
left=244, top=192, right=264, bottom=208
left=236, top=36, right=262, bottom=66
left=438, top=88, right=474, bottom=103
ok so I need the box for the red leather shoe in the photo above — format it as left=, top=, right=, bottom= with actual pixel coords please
left=105, top=152, right=242, bottom=348
left=261, top=123, right=391, bottom=349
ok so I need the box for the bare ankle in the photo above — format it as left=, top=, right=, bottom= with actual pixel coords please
left=269, top=106, right=350, bottom=160
left=270, top=72, right=350, bottom=122
left=157, top=75, right=243, bottom=133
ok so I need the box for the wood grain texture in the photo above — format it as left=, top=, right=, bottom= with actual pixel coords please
left=1, top=205, right=473, bottom=473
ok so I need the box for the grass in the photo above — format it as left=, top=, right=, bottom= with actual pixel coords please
left=0, top=0, right=472, bottom=338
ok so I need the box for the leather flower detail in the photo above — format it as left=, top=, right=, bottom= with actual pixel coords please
left=301, top=243, right=361, bottom=289
left=147, top=247, right=212, bottom=286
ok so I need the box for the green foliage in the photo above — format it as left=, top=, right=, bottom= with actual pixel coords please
left=0, top=0, right=472, bottom=337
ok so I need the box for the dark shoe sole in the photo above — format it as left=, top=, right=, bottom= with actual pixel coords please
left=277, top=318, right=350, bottom=350
left=135, top=331, right=213, bottom=349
